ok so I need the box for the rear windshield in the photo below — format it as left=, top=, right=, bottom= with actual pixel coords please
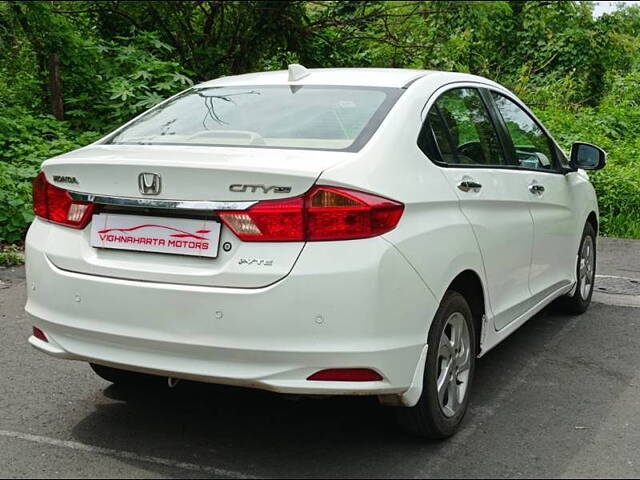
left=107, top=85, right=402, bottom=152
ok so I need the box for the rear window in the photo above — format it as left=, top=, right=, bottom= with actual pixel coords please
left=107, top=85, right=403, bottom=152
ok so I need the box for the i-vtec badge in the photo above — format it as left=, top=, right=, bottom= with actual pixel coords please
left=52, top=175, right=79, bottom=185
left=229, top=184, right=292, bottom=194
left=239, top=258, right=274, bottom=266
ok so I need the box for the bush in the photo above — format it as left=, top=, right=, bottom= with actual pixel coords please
left=1, top=4, right=639, bottom=242
left=64, top=32, right=194, bottom=131
left=0, top=31, right=192, bottom=245
left=590, top=165, right=640, bottom=238
left=0, top=107, right=101, bottom=243
left=0, top=162, right=37, bottom=243
left=0, top=244, right=23, bottom=266
left=0, top=106, right=101, bottom=167
left=533, top=73, right=640, bottom=238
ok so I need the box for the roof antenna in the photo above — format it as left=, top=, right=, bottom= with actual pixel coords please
left=288, top=64, right=310, bottom=82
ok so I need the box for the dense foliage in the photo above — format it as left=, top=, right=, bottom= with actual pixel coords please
left=1, top=0, right=639, bottom=244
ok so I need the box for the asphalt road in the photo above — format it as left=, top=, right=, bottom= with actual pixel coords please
left=1, top=237, right=639, bottom=478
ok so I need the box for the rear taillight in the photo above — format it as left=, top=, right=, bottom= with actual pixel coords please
left=219, top=186, right=403, bottom=242
left=306, top=186, right=404, bottom=241
left=32, top=172, right=93, bottom=229
left=219, top=196, right=305, bottom=241
left=31, top=175, right=402, bottom=239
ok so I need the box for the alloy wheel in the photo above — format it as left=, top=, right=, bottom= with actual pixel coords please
left=436, top=312, right=471, bottom=418
left=579, top=236, right=595, bottom=300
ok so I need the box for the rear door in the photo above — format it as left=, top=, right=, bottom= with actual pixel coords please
left=422, top=86, right=535, bottom=330
left=488, top=92, right=576, bottom=300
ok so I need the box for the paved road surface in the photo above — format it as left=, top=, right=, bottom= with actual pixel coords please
left=1, top=237, right=639, bottom=478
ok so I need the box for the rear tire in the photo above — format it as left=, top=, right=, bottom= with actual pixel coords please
left=395, top=291, right=476, bottom=439
left=556, top=222, right=596, bottom=315
left=90, top=363, right=157, bottom=385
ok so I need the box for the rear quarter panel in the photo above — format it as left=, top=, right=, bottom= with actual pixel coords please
left=318, top=75, right=491, bottom=338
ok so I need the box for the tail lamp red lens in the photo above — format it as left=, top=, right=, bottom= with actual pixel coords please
left=218, top=196, right=305, bottom=241
left=307, top=368, right=383, bottom=382
left=32, top=327, right=48, bottom=342
left=32, top=174, right=403, bottom=241
left=219, top=186, right=403, bottom=242
left=32, top=172, right=93, bottom=229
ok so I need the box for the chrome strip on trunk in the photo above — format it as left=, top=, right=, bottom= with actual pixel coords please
left=67, top=191, right=257, bottom=211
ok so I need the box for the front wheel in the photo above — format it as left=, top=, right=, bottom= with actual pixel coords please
left=556, top=222, right=596, bottom=314
left=395, top=291, right=476, bottom=439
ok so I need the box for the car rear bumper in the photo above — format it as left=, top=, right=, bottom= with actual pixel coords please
left=25, top=220, right=437, bottom=396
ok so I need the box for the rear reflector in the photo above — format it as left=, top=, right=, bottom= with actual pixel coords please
left=219, top=186, right=403, bottom=242
left=307, top=368, right=383, bottom=382
left=32, top=327, right=48, bottom=342
left=33, top=172, right=93, bottom=229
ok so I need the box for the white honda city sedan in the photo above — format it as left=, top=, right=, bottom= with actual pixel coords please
left=26, top=66, right=605, bottom=439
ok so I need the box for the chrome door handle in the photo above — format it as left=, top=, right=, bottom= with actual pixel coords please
left=528, top=184, right=545, bottom=194
left=457, top=180, right=482, bottom=193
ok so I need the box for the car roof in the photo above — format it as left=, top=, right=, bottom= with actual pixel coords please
left=196, top=68, right=440, bottom=89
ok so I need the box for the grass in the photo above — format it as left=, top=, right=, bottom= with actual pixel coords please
left=0, top=245, right=24, bottom=267
left=601, top=214, right=640, bottom=240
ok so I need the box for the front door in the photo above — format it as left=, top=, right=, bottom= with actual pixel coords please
left=489, top=92, right=575, bottom=300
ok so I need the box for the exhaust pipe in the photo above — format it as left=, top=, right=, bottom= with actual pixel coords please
left=167, top=377, right=181, bottom=389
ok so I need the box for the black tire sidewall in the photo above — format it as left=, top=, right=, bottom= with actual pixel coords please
left=420, top=291, right=476, bottom=437
left=572, top=223, right=597, bottom=310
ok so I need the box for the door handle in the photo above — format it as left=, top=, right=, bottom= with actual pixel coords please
left=528, top=184, right=545, bottom=194
left=457, top=180, right=482, bottom=193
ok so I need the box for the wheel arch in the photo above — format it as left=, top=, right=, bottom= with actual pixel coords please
left=380, top=268, right=487, bottom=408
left=378, top=265, right=488, bottom=408
left=447, top=269, right=486, bottom=356
left=586, top=211, right=598, bottom=236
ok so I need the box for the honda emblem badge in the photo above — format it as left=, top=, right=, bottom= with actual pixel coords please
left=138, top=172, right=161, bottom=196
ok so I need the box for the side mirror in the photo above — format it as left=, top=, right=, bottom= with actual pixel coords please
left=569, top=142, right=606, bottom=170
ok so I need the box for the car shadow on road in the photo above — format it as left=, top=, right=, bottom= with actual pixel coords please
left=70, top=302, right=640, bottom=478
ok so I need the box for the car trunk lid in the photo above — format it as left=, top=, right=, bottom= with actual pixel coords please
left=41, top=144, right=351, bottom=288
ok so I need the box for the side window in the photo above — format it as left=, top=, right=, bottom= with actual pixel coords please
left=420, top=88, right=506, bottom=166
left=491, top=92, right=557, bottom=171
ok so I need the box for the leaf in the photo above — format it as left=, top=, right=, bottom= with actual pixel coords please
left=131, top=70, right=153, bottom=80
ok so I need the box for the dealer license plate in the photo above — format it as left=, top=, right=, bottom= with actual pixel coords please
left=90, top=213, right=221, bottom=258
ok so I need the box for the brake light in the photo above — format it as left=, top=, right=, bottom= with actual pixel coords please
left=219, top=186, right=403, bottom=242
left=219, top=196, right=304, bottom=241
left=32, top=172, right=93, bottom=229
left=306, top=186, right=404, bottom=241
